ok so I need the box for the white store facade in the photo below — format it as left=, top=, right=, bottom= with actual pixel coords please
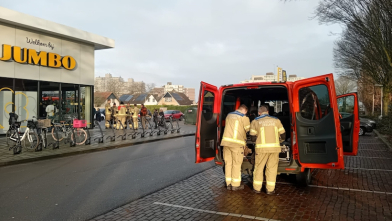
left=0, top=7, right=114, bottom=133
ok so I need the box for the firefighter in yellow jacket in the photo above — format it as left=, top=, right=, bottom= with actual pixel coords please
left=221, top=104, right=250, bottom=191
left=132, top=104, right=140, bottom=130
left=250, top=105, right=285, bottom=194
left=104, top=99, right=112, bottom=129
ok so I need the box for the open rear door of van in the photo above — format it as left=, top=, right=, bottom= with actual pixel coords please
left=292, top=74, right=344, bottom=169
left=337, top=93, right=359, bottom=156
left=195, top=82, right=221, bottom=163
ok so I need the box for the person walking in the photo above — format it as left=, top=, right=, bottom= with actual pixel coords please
left=250, top=105, right=285, bottom=195
left=158, top=109, right=165, bottom=127
left=140, top=104, right=148, bottom=130
left=221, top=104, right=250, bottom=191
left=95, top=108, right=101, bottom=122
left=153, top=109, right=159, bottom=128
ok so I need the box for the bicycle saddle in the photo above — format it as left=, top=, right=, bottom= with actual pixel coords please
left=60, top=121, right=66, bottom=123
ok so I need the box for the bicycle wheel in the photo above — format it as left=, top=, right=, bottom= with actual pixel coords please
left=41, top=129, right=47, bottom=148
left=6, top=129, right=15, bottom=146
left=22, top=130, right=39, bottom=149
left=51, top=125, right=64, bottom=142
left=71, top=128, right=88, bottom=145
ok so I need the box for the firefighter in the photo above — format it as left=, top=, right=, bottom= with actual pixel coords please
left=104, top=99, right=112, bottom=129
left=132, top=104, right=140, bottom=130
left=250, top=105, right=285, bottom=195
left=221, top=104, right=250, bottom=191
left=116, top=102, right=127, bottom=130
left=125, top=103, right=132, bottom=128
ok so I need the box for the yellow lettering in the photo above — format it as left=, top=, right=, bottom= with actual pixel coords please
left=61, top=56, right=76, bottom=70
left=12, top=46, right=28, bottom=63
left=48, top=53, right=62, bottom=68
left=1, top=45, right=76, bottom=70
left=0, top=44, right=12, bottom=61
left=28, top=49, right=47, bottom=66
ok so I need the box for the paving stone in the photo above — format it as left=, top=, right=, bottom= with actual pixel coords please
left=91, top=133, right=392, bottom=221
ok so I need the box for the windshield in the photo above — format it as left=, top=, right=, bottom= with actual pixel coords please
left=164, top=111, right=174, bottom=114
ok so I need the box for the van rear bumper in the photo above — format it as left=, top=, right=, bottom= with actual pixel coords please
left=216, top=157, right=302, bottom=175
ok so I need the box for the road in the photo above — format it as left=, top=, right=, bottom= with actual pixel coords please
left=0, top=136, right=214, bottom=221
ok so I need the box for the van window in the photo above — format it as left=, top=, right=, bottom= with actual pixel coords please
left=203, top=91, right=215, bottom=121
left=337, top=95, right=355, bottom=118
left=299, top=84, right=330, bottom=120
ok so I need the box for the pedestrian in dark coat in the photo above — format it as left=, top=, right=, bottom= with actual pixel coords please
left=96, top=108, right=102, bottom=122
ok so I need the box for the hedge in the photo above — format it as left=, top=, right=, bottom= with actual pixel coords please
left=143, top=105, right=197, bottom=113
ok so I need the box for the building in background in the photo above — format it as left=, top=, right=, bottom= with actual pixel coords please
left=126, top=93, right=161, bottom=105
left=240, top=73, right=305, bottom=83
left=183, top=88, right=195, bottom=104
left=94, top=74, right=145, bottom=95
left=287, top=75, right=305, bottom=81
left=94, top=92, right=119, bottom=109
left=157, top=91, right=193, bottom=106
left=152, top=82, right=195, bottom=103
left=0, top=7, right=114, bottom=133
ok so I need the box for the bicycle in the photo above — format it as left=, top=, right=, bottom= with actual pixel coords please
left=6, top=116, right=40, bottom=154
left=51, top=118, right=88, bottom=145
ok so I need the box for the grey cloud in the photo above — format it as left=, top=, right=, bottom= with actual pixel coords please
left=3, top=0, right=341, bottom=99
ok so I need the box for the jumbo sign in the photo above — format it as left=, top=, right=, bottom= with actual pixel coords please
left=0, top=44, right=76, bottom=70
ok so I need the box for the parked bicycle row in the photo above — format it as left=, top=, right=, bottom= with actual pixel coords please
left=5, top=112, right=181, bottom=155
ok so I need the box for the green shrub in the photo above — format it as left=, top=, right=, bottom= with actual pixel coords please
left=376, top=105, right=392, bottom=136
left=144, top=105, right=197, bottom=113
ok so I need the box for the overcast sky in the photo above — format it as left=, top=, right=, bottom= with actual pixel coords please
left=2, top=0, right=341, bottom=97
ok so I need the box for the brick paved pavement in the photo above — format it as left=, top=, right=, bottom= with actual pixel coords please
left=92, top=133, right=392, bottom=221
left=0, top=121, right=195, bottom=166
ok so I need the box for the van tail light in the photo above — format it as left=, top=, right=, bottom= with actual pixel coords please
left=293, top=131, right=296, bottom=145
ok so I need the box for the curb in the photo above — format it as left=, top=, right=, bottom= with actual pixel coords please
left=374, top=129, right=392, bottom=151
left=0, top=133, right=195, bottom=168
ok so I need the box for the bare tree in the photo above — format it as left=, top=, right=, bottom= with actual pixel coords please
left=145, top=83, right=156, bottom=93
left=106, top=78, right=125, bottom=98
left=315, top=0, right=392, bottom=116
left=335, top=76, right=357, bottom=96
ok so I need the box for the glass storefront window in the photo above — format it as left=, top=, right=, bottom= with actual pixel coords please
left=0, top=79, right=93, bottom=134
left=14, top=79, right=38, bottom=131
left=80, top=86, right=92, bottom=125
left=0, top=77, right=14, bottom=133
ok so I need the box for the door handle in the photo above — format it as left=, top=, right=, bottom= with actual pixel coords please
left=307, top=127, right=315, bottom=135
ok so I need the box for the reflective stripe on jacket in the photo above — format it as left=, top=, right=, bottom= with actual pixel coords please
left=221, top=111, right=250, bottom=148
left=250, top=114, right=285, bottom=153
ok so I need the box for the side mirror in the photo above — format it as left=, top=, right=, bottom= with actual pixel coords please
left=339, top=114, right=342, bottom=119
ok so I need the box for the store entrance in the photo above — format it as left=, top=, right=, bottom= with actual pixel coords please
left=61, top=84, right=79, bottom=121
left=39, top=82, right=60, bottom=120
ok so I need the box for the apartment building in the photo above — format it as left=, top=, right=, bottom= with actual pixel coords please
left=152, top=82, right=195, bottom=103
left=240, top=73, right=305, bottom=83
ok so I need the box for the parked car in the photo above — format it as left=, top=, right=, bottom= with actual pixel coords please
left=359, top=118, right=375, bottom=136
left=164, top=110, right=184, bottom=121
left=360, top=117, right=376, bottom=129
